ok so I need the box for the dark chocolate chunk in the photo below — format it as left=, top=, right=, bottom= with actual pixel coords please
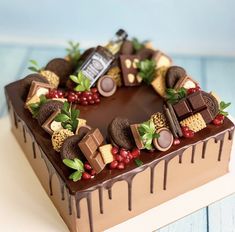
left=108, top=117, right=135, bottom=150
left=97, top=75, right=117, bottom=97
left=153, top=128, right=173, bottom=151
left=45, top=58, right=74, bottom=87
left=200, top=108, right=214, bottom=124
left=120, top=55, right=142, bottom=86
left=165, top=66, right=187, bottom=88
left=20, top=74, right=49, bottom=101
left=130, top=124, right=145, bottom=149
left=37, top=100, right=64, bottom=125
left=201, top=91, right=219, bottom=119
left=167, top=103, right=183, bottom=137
left=163, top=105, right=178, bottom=138
left=173, top=99, right=192, bottom=119
left=120, top=40, right=134, bottom=55
left=136, top=48, right=155, bottom=60
left=60, top=133, right=88, bottom=160
left=187, top=91, right=206, bottom=112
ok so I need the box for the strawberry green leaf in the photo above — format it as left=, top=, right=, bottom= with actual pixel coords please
left=74, top=158, right=84, bottom=172
left=74, top=85, right=86, bottom=92
left=70, top=75, right=79, bottom=84
left=69, top=171, right=82, bottom=182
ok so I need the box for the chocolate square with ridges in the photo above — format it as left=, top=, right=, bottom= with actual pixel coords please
left=200, top=108, right=214, bottom=124
left=187, top=91, right=207, bottom=112
left=173, top=99, right=192, bottom=119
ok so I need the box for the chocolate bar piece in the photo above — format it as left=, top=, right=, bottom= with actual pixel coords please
left=78, top=128, right=105, bottom=173
left=174, top=76, right=197, bottom=90
left=130, top=124, right=145, bottom=149
left=173, top=99, right=192, bottom=119
left=25, top=81, right=53, bottom=104
left=120, top=55, right=142, bottom=86
left=136, top=48, right=155, bottom=60
left=42, top=110, right=61, bottom=135
left=187, top=91, right=207, bottom=112
left=200, top=108, right=214, bottom=124
left=120, top=40, right=134, bottom=55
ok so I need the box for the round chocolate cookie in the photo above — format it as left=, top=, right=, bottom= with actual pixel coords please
left=108, top=117, right=135, bottom=150
left=45, top=58, right=74, bottom=87
left=153, top=128, right=173, bottom=151
left=97, top=75, right=117, bottom=97
left=37, top=100, right=64, bottom=126
left=19, top=73, right=49, bottom=101
left=60, top=127, right=90, bottom=160
left=165, top=66, right=187, bottom=88
left=201, top=91, right=219, bottom=119
left=136, top=48, right=155, bottom=60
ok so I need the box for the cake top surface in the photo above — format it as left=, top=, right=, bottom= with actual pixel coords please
left=4, top=29, right=235, bottom=194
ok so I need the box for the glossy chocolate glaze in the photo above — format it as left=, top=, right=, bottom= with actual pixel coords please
left=5, top=79, right=235, bottom=232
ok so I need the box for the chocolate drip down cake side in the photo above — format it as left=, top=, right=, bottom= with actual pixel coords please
left=5, top=30, right=234, bottom=232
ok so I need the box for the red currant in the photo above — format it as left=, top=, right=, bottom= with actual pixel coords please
left=123, top=158, right=130, bottom=164
left=184, top=130, right=195, bottom=138
left=84, top=163, right=92, bottom=171
left=213, top=118, right=223, bottom=126
left=82, top=172, right=91, bottom=180
left=115, top=155, right=123, bottom=162
left=181, top=126, right=190, bottom=133
left=111, top=146, right=119, bottom=155
left=131, top=148, right=140, bottom=158
left=81, top=101, right=88, bottom=106
left=95, top=99, right=100, bottom=104
left=89, top=100, right=95, bottom=105
left=117, top=162, right=125, bottom=170
left=173, top=138, right=181, bottom=145
left=92, top=93, right=99, bottom=100
left=120, top=149, right=128, bottom=158
left=91, top=88, right=98, bottom=93
left=110, top=161, right=118, bottom=169
left=90, top=170, right=96, bottom=176
left=216, top=114, right=225, bottom=121
left=67, top=95, right=76, bottom=103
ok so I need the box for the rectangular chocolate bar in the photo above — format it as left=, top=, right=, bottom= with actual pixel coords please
left=78, top=128, right=105, bottom=173
left=120, top=55, right=142, bottom=86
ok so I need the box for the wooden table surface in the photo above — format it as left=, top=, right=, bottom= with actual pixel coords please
left=0, top=44, right=235, bottom=231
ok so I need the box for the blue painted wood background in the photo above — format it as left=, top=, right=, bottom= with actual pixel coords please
left=0, top=44, right=235, bottom=232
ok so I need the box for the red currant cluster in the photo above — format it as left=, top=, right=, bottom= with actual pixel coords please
left=173, top=138, right=181, bottom=145
left=187, top=85, right=201, bottom=95
left=109, top=147, right=140, bottom=170
left=212, top=114, right=225, bottom=126
left=65, top=88, right=100, bottom=105
left=181, top=126, right=195, bottom=138
left=46, top=88, right=101, bottom=106
left=46, top=89, right=64, bottom=99
left=82, top=162, right=96, bottom=180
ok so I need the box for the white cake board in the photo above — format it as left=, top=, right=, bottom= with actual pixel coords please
left=0, top=116, right=234, bottom=232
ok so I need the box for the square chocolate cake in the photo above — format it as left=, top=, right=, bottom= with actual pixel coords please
left=5, top=30, right=234, bottom=232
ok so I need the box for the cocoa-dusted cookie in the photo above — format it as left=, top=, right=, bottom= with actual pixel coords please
left=136, top=48, right=155, bottom=60
left=165, top=66, right=187, bottom=88
left=37, top=100, right=63, bottom=126
left=45, top=58, right=74, bottom=87
left=19, top=73, right=49, bottom=101
left=108, top=117, right=135, bottom=150
left=60, top=127, right=90, bottom=160
left=201, top=91, right=219, bottom=119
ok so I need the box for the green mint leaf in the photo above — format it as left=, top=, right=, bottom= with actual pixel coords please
left=74, top=158, right=84, bottom=172
left=137, top=59, right=156, bottom=85
left=153, top=133, right=160, bottom=139
left=71, top=119, right=78, bottom=132
left=62, top=101, right=70, bottom=114
left=54, top=113, right=70, bottom=122
left=74, top=85, right=86, bottom=92
left=69, top=171, right=82, bottom=182
left=135, top=158, right=143, bottom=167
left=84, top=78, right=91, bottom=90
left=28, top=66, right=39, bottom=72
left=29, top=59, right=38, bottom=66
left=64, top=124, right=73, bottom=131
left=71, top=108, right=79, bottom=121
left=63, top=159, right=80, bottom=170
left=70, top=75, right=79, bottom=84
left=132, top=37, right=145, bottom=52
